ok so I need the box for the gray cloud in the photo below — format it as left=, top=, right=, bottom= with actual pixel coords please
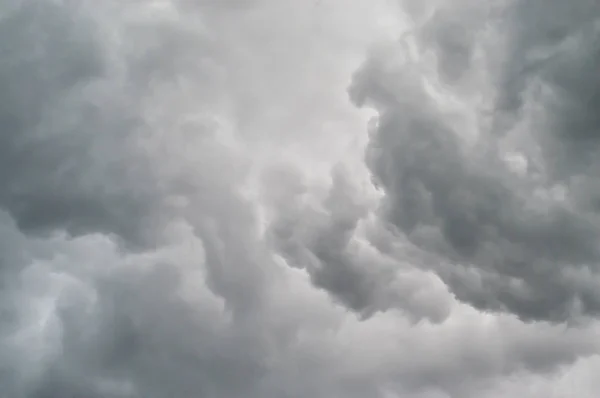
left=0, top=1, right=163, bottom=246
left=2, top=0, right=600, bottom=398
left=264, top=163, right=452, bottom=322
left=350, top=0, right=600, bottom=323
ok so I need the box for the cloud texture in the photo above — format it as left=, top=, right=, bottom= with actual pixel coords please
left=1, top=0, right=600, bottom=397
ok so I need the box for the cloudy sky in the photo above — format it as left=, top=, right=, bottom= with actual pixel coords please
left=2, top=0, right=600, bottom=397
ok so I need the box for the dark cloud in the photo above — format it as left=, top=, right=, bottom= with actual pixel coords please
left=2, top=0, right=600, bottom=398
left=264, top=163, right=452, bottom=322
left=350, top=0, right=600, bottom=323
left=0, top=1, right=161, bottom=246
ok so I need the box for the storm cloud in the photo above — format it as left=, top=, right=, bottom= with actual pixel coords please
left=1, top=0, right=600, bottom=398
left=351, top=0, right=600, bottom=323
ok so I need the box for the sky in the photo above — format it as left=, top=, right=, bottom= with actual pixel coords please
left=1, top=0, right=600, bottom=397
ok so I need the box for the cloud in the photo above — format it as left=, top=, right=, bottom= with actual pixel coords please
left=263, top=162, right=452, bottom=322
left=0, top=1, right=165, bottom=246
left=351, top=0, right=600, bottom=323
left=1, top=0, right=600, bottom=398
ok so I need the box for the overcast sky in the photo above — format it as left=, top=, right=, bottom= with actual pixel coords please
left=1, top=0, right=600, bottom=397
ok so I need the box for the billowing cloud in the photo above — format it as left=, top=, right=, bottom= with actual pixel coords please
left=351, top=0, right=600, bottom=323
left=1, top=0, right=600, bottom=398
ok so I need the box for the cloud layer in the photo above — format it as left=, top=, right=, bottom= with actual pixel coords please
left=1, top=0, right=600, bottom=397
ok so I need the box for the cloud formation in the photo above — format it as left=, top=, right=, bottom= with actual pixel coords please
left=351, top=0, right=600, bottom=323
left=1, top=0, right=600, bottom=398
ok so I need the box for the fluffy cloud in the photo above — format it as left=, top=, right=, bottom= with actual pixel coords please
left=1, top=0, right=600, bottom=398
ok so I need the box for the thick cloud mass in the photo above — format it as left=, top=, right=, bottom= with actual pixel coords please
left=0, top=1, right=160, bottom=245
left=351, top=0, right=600, bottom=323
left=2, top=0, right=600, bottom=397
